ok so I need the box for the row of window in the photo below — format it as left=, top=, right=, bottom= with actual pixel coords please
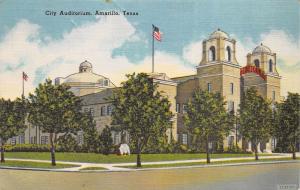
left=180, top=134, right=235, bottom=147
left=207, top=82, right=234, bottom=95
left=177, top=101, right=235, bottom=114
left=208, top=46, right=231, bottom=62
left=254, top=59, right=274, bottom=73
left=84, top=105, right=113, bottom=117
left=10, top=135, right=25, bottom=145
left=10, top=135, right=49, bottom=145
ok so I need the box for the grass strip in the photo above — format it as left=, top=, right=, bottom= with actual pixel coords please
left=5, top=152, right=274, bottom=163
left=0, top=160, right=79, bottom=169
left=120, top=157, right=300, bottom=169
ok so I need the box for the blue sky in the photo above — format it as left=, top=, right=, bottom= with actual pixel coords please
left=0, top=0, right=299, bottom=98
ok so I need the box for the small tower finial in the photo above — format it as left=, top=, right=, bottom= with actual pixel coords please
left=217, top=28, right=220, bottom=31
left=260, top=42, right=263, bottom=46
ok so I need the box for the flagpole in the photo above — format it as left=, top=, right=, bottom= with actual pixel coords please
left=22, top=72, right=24, bottom=98
left=152, top=30, right=154, bottom=73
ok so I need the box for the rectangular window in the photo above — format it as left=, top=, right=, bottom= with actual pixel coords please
left=230, top=83, right=234, bottom=95
left=84, top=108, right=89, bottom=113
left=19, top=135, right=25, bottom=144
left=104, top=79, right=109, bottom=86
left=89, top=108, right=94, bottom=116
left=41, top=136, right=49, bottom=145
left=11, top=137, right=16, bottom=145
left=182, top=134, right=188, bottom=145
left=182, top=104, right=187, bottom=114
left=101, top=106, right=106, bottom=116
left=107, top=105, right=112, bottom=115
left=228, top=101, right=235, bottom=113
left=272, top=91, right=275, bottom=101
left=207, top=83, right=211, bottom=92
left=176, top=103, right=180, bottom=113
left=30, top=136, right=36, bottom=144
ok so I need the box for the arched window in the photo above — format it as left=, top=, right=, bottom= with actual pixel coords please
left=254, top=59, right=260, bottom=68
left=209, top=46, right=216, bottom=62
left=226, top=46, right=231, bottom=62
left=269, top=59, right=273, bottom=72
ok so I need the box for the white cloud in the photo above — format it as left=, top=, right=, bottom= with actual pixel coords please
left=0, top=16, right=194, bottom=99
left=182, top=40, right=203, bottom=65
left=0, top=17, right=298, bottom=99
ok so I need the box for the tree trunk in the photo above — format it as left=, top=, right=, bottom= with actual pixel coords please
left=50, top=133, right=56, bottom=166
left=206, top=137, right=210, bottom=164
left=0, top=144, right=5, bottom=163
left=254, top=142, right=258, bottom=160
left=136, top=152, right=141, bottom=167
left=292, top=135, right=297, bottom=159
left=292, top=144, right=296, bottom=160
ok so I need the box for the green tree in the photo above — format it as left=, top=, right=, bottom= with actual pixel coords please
left=111, top=73, right=173, bottom=167
left=0, top=98, right=27, bottom=162
left=99, top=126, right=113, bottom=155
left=57, top=134, right=78, bottom=152
left=239, top=87, right=273, bottom=160
left=28, top=79, right=84, bottom=165
left=81, top=113, right=100, bottom=153
left=276, top=93, right=300, bottom=159
left=184, top=89, right=234, bottom=163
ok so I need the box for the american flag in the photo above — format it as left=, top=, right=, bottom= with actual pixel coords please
left=23, top=72, right=28, bottom=81
left=152, top=24, right=162, bottom=41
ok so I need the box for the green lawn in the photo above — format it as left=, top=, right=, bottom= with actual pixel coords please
left=122, top=157, right=300, bottom=169
left=5, top=152, right=274, bottom=163
left=0, top=160, right=79, bottom=169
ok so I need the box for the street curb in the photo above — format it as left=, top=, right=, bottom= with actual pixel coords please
left=0, top=160, right=299, bottom=173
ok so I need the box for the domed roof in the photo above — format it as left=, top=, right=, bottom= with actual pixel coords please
left=80, top=60, right=92, bottom=68
left=252, top=43, right=272, bottom=54
left=64, top=72, right=107, bottom=84
left=209, top=29, right=229, bottom=39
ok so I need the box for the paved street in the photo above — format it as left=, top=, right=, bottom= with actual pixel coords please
left=0, top=162, right=299, bottom=190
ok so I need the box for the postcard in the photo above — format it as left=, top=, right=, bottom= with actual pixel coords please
left=0, top=1, right=299, bottom=190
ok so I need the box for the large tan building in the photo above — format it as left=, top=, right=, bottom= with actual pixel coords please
left=9, top=29, right=281, bottom=153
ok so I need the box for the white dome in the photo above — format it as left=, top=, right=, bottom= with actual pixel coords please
left=210, top=29, right=229, bottom=39
left=64, top=72, right=106, bottom=84
left=252, top=43, right=272, bottom=54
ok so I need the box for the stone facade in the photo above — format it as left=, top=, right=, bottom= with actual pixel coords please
left=8, top=29, right=282, bottom=153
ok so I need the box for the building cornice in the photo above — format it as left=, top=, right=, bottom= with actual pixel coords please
left=196, top=73, right=240, bottom=80
left=244, top=83, right=280, bottom=88
left=196, top=62, right=241, bottom=69
left=153, top=78, right=178, bottom=86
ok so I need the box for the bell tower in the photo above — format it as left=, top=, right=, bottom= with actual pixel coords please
left=242, top=43, right=281, bottom=103
left=196, top=29, right=241, bottom=113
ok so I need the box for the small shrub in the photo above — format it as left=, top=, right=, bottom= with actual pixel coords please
left=57, top=134, right=78, bottom=152
left=4, top=144, right=50, bottom=152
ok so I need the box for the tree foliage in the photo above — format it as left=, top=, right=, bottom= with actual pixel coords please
left=184, top=89, right=234, bottom=163
left=239, top=87, right=273, bottom=160
left=57, top=134, right=78, bottom=152
left=111, top=73, right=173, bottom=167
left=99, top=126, right=113, bottom=155
left=0, top=98, right=27, bottom=162
left=275, top=93, right=300, bottom=159
left=81, top=113, right=100, bottom=153
left=28, top=79, right=84, bottom=165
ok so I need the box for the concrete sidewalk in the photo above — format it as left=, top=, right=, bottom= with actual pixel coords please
left=4, top=153, right=298, bottom=172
